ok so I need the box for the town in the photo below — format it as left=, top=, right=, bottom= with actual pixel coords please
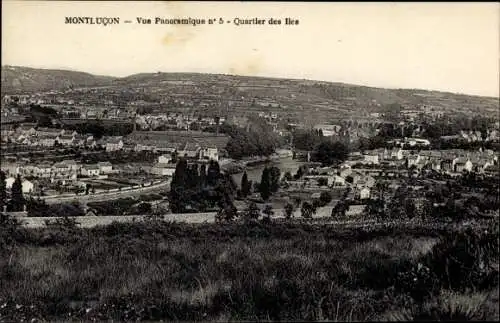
left=0, top=71, right=498, bottom=222
left=1, top=67, right=499, bottom=322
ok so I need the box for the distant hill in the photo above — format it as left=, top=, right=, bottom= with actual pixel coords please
left=1, top=66, right=498, bottom=118
left=1, top=66, right=116, bottom=94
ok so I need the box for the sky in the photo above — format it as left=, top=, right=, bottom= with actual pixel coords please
left=2, top=1, right=499, bottom=97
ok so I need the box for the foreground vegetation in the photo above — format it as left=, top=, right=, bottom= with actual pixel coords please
left=0, top=218, right=498, bottom=322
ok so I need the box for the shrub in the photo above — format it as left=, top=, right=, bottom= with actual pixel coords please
left=317, top=177, right=328, bottom=187
left=319, top=191, right=332, bottom=206
left=284, top=203, right=294, bottom=219
left=421, top=228, right=499, bottom=292
left=301, top=202, right=314, bottom=218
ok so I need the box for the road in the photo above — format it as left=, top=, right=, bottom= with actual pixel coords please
left=40, top=180, right=170, bottom=205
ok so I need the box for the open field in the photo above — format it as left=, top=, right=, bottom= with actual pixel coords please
left=0, top=220, right=498, bottom=321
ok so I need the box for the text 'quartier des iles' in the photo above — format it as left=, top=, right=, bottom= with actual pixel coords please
left=135, top=17, right=300, bottom=26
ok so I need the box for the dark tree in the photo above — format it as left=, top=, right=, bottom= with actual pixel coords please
left=260, top=167, right=271, bottom=201
left=301, top=201, right=314, bottom=218
left=137, top=202, right=152, bottom=214
left=241, top=171, right=251, bottom=197
left=244, top=202, right=261, bottom=220
left=207, top=160, right=221, bottom=187
left=317, top=177, right=329, bottom=187
left=319, top=191, right=333, bottom=206
left=269, top=166, right=281, bottom=193
left=313, top=141, right=348, bottom=166
left=262, top=204, right=274, bottom=223
left=11, top=175, right=25, bottom=212
left=169, top=158, right=188, bottom=213
left=199, top=164, right=207, bottom=187
left=366, top=198, right=385, bottom=219
left=284, top=202, right=294, bottom=219
left=332, top=200, right=348, bottom=218
left=283, top=171, right=293, bottom=182
left=0, top=171, right=6, bottom=211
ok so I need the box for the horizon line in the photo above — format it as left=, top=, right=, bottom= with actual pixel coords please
left=2, top=64, right=499, bottom=99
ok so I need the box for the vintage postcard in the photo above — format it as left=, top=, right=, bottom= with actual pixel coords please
left=1, top=1, right=499, bottom=322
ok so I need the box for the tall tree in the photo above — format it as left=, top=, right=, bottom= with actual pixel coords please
left=169, top=158, right=188, bottom=213
left=11, top=174, right=25, bottom=212
left=241, top=171, right=251, bottom=197
left=199, top=164, right=207, bottom=187
left=260, top=167, right=271, bottom=201
left=0, top=171, right=6, bottom=211
left=207, top=160, right=221, bottom=187
left=269, top=166, right=281, bottom=193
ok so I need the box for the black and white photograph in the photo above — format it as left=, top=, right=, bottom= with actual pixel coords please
left=1, top=1, right=499, bottom=321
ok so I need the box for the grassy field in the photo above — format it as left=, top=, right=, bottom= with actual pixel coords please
left=0, top=219, right=498, bottom=321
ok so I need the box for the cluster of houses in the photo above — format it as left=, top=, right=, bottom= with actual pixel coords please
left=136, top=113, right=225, bottom=131
left=149, top=145, right=220, bottom=176
left=440, top=129, right=500, bottom=143
left=14, top=160, right=113, bottom=181
left=101, top=135, right=220, bottom=161
left=1, top=124, right=97, bottom=148
left=349, top=147, right=498, bottom=174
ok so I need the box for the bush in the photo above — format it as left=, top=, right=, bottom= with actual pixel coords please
left=317, top=177, right=328, bottom=187
left=319, top=191, right=332, bottom=206
left=421, top=228, right=499, bottom=292
left=284, top=203, right=294, bottom=219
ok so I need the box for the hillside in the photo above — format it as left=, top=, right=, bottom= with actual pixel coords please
left=1, top=66, right=116, bottom=94
left=116, top=72, right=499, bottom=119
left=1, top=66, right=498, bottom=118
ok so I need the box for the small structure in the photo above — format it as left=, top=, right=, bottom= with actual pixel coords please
left=97, top=162, right=113, bottom=174
left=81, top=164, right=100, bottom=177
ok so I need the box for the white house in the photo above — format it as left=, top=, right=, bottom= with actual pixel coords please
left=81, top=164, right=100, bottom=177
left=97, top=162, right=113, bottom=174
left=35, top=164, right=52, bottom=178
left=22, top=180, right=34, bottom=194
left=60, top=160, right=81, bottom=172
left=5, top=177, right=15, bottom=189
left=363, top=153, right=379, bottom=165
left=359, top=187, right=371, bottom=200
left=332, top=175, right=346, bottom=187
left=200, top=147, right=219, bottom=161
left=158, top=154, right=172, bottom=164
left=390, top=148, right=404, bottom=160
left=38, top=136, right=57, bottom=147
left=105, top=137, right=124, bottom=152
left=56, top=134, right=75, bottom=146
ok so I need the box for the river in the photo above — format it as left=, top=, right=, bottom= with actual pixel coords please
left=231, top=157, right=306, bottom=187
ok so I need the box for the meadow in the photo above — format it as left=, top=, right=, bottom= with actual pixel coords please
left=0, top=219, right=498, bottom=321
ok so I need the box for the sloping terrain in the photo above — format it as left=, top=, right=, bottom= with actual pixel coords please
left=1, top=66, right=116, bottom=94
left=2, top=66, right=498, bottom=118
